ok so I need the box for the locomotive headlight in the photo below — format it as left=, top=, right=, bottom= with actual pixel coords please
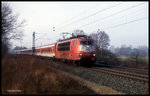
left=93, top=54, right=96, bottom=56
left=80, top=54, right=82, bottom=56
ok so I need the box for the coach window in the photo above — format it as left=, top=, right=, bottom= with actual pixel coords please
left=73, top=40, right=77, bottom=45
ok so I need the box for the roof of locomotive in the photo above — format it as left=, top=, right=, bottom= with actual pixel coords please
left=57, top=35, right=94, bottom=44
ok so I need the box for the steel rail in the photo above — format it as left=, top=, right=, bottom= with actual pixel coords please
left=86, top=67, right=149, bottom=83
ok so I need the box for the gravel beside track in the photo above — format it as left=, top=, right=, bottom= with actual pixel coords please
left=50, top=62, right=149, bottom=95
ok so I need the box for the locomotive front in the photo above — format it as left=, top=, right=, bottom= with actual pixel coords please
left=78, top=39, right=96, bottom=63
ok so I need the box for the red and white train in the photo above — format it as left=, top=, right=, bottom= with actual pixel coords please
left=15, top=35, right=96, bottom=66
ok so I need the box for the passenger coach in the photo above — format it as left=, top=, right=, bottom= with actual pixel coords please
left=35, top=44, right=55, bottom=58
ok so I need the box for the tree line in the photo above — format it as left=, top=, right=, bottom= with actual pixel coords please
left=1, top=3, right=25, bottom=57
left=109, top=45, right=148, bottom=57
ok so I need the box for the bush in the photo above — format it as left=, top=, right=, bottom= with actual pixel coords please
left=96, top=49, right=121, bottom=66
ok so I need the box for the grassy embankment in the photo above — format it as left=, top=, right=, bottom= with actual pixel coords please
left=2, top=54, right=95, bottom=95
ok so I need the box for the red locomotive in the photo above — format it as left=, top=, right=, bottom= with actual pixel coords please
left=15, top=35, right=96, bottom=66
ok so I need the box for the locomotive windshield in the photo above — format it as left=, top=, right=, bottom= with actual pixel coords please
left=80, top=41, right=94, bottom=45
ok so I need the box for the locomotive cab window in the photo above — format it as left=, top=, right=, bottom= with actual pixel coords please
left=80, top=41, right=94, bottom=45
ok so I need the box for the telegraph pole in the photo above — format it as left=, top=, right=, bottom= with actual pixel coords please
left=32, top=32, right=35, bottom=55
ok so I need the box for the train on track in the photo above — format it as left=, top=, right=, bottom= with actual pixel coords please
left=15, top=35, right=96, bottom=66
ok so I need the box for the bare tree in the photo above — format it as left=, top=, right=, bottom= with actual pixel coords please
left=90, top=30, right=110, bottom=60
left=91, top=30, right=110, bottom=49
left=131, top=46, right=148, bottom=66
left=97, top=31, right=110, bottom=50
left=1, top=3, right=25, bottom=56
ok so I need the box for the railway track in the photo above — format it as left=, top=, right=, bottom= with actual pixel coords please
left=86, top=67, right=149, bottom=83
left=84, top=61, right=149, bottom=83
left=94, top=61, right=149, bottom=75
left=52, top=59, right=149, bottom=83
left=45, top=57, right=149, bottom=83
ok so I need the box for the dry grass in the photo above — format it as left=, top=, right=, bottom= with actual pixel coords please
left=2, top=54, right=95, bottom=95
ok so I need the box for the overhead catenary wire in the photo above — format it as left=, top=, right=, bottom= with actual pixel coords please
left=88, top=5, right=147, bottom=30
left=35, top=16, right=147, bottom=46
left=35, top=3, right=147, bottom=47
left=35, top=34, right=60, bottom=46
left=57, top=3, right=122, bottom=30
left=76, top=3, right=145, bottom=29
left=103, top=16, right=148, bottom=30
left=55, top=3, right=101, bottom=27
left=89, top=16, right=147, bottom=34
left=35, top=33, right=47, bottom=41
left=51, top=3, right=142, bottom=40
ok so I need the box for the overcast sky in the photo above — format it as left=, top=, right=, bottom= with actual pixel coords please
left=4, top=1, right=148, bottom=49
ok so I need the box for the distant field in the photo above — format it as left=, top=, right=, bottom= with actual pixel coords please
left=116, top=56, right=149, bottom=69
left=2, top=54, right=95, bottom=95
left=117, top=56, right=149, bottom=62
left=140, top=57, right=149, bottom=62
left=117, top=56, right=128, bottom=61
